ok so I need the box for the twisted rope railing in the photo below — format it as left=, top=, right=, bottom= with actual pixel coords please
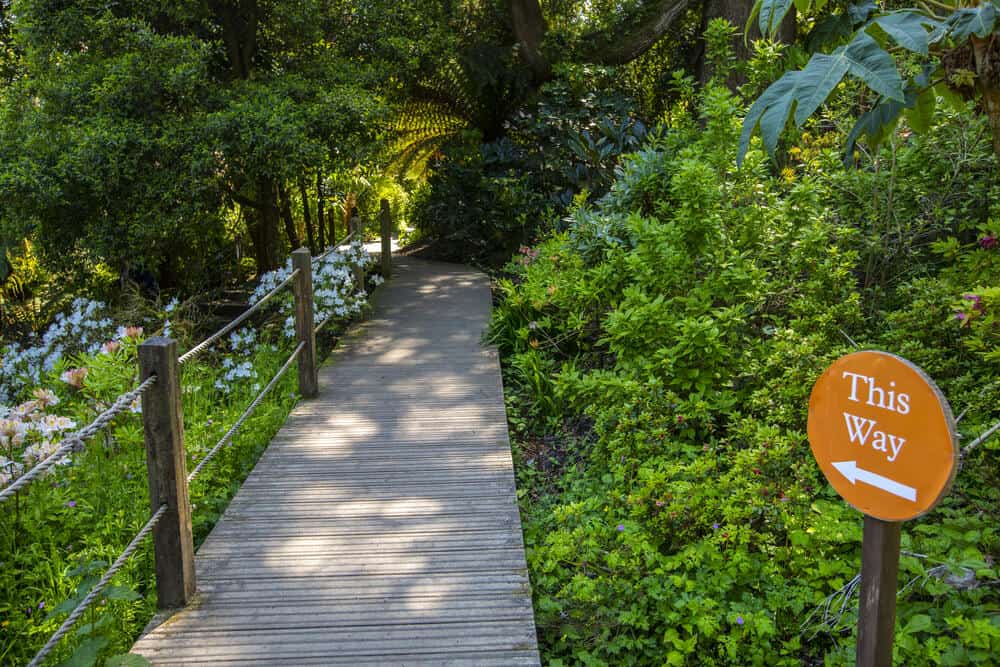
left=187, top=342, right=305, bottom=484
left=0, top=375, right=158, bottom=504
left=177, top=269, right=299, bottom=366
left=27, top=504, right=168, bottom=667
left=312, top=232, right=357, bottom=264
left=314, top=312, right=336, bottom=336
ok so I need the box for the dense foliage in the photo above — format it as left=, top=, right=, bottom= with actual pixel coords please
left=409, top=66, right=649, bottom=263
left=741, top=0, right=1000, bottom=165
left=490, top=80, right=1000, bottom=664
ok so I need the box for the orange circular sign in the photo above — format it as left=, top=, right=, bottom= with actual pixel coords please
left=807, top=351, right=958, bottom=521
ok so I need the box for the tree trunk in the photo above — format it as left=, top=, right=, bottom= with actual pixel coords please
left=509, top=0, right=552, bottom=84
left=582, top=0, right=693, bottom=66
left=279, top=183, right=301, bottom=249
left=699, top=0, right=794, bottom=88
left=245, top=177, right=281, bottom=273
left=317, top=171, right=330, bottom=244
left=972, top=35, right=1000, bottom=165
left=299, top=178, right=316, bottom=252
left=209, top=0, right=258, bottom=80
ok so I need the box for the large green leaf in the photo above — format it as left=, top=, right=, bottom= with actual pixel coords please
left=102, top=585, right=141, bottom=601
left=739, top=27, right=903, bottom=165
left=849, top=0, right=878, bottom=25
left=57, top=638, right=109, bottom=667
left=843, top=97, right=907, bottom=165
left=869, top=11, right=941, bottom=55
left=904, top=86, right=936, bottom=134
left=757, top=0, right=795, bottom=37
left=841, top=32, right=905, bottom=103
left=793, top=52, right=850, bottom=125
left=737, top=71, right=801, bottom=165
left=806, top=14, right=854, bottom=52
left=948, top=2, right=998, bottom=41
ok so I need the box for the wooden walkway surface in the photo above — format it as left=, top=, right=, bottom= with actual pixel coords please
left=133, top=257, right=540, bottom=665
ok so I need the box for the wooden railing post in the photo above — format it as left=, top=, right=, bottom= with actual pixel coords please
left=349, top=215, right=364, bottom=290
left=379, top=198, right=392, bottom=279
left=291, top=247, right=318, bottom=398
left=857, top=516, right=902, bottom=667
left=139, top=337, right=196, bottom=609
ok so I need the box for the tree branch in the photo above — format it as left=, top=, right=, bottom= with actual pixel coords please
left=231, top=192, right=261, bottom=210
left=508, top=0, right=693, bottom=78
left=580, top=0, right=692, bottom=66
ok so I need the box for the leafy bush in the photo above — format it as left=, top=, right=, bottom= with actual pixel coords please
left=490, top=80, right=1000, bottom=665
left=408, top=66, right=648, bottom=264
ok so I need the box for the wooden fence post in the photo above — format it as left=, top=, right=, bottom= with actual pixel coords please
left=856, top=516, right=902, bottom=667
left=139, top=337, right=196, bottom=609
left=291, top=247, right=318, bottom=398
left=379, top=198, right=392, bottom=279
left=349, top=216, right=364, bottom=290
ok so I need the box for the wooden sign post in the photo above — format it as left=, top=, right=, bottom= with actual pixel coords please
left=807, top=351, right=958, bottom=666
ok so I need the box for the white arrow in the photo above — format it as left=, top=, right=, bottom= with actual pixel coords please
left=831, top=461, right=917, bottom=502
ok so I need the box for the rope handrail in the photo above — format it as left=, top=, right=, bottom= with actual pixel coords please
left=27, top=504, right=168, bottom=667
left=313, top=313, right=335, bottom=336
left=0, top=375, right=158, bottom=504
left=188, top=342, right=305, bottom=484
left=178, top=269, right=300, bottom=366
left=312, top=232, right=357, bottom=264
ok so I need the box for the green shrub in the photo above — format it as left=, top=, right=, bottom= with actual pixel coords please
left=491, top=80, right=1000, bottom=665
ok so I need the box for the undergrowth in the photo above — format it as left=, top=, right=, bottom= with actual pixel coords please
left=490, top=81, right=1000, bottom=666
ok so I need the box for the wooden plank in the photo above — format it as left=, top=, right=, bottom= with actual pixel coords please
left=141, top=652, right=542, bottom=666
left=133, top=257, right=539, bottom=664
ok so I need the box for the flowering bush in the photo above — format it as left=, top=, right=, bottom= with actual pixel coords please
left=0, top=298, right=114, bottom=402
left=0, top=389, right=78, bottom=485
left=250, top=240, right=372, bottom=339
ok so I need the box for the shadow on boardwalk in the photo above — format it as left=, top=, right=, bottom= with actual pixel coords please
left=132, top=257, right=540, bottom=666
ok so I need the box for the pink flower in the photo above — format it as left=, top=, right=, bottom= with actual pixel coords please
left=31, top=388, right=59, bottom=408
left=60, top=368, right=88, bottom=389
left=980, top=235, right=997, bottom=250
left=962, top=294, right=984, bottom=312
left=101, top=340, right=121, bottom=354
left=124, top=326, right=144, bottom=339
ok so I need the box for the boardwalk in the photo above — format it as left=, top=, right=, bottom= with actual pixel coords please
left=133, top=257, right=540, bottom=665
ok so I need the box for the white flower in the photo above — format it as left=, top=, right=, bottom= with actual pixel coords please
left=0, top=456, right=24, bottom=486
left=22, top=440, right=58, bottom=466
left=34, top=415, right=76, bottom=437
left=0, top=419, right=28, bottom=447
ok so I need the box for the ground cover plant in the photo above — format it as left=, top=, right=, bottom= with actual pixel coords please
left=490, top=68, right=1000, bottom=665
left=0, top=243, right=376, bottom=665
